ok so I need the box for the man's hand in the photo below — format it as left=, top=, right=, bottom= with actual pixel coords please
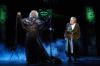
left=17, top=12, right=21, bottom=16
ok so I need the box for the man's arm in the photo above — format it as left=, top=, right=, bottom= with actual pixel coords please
left=72, top=23, right=80, bottom=39
left=64, top=23, right=71, bottom=39
left=16, top=12, right=22, bottom=23
left=16, top=12, right=31, bottom=32
left=38, top=18, right=50, bottom=32
left=77, top=23, right=81, bottom=39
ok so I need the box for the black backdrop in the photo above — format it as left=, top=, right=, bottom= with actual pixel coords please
left=0, top=0, right=97, bottom=56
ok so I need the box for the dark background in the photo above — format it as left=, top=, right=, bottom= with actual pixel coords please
left=0, top=0, right=97, bottom=56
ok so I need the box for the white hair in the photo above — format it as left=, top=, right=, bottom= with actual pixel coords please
left=70, top=17, right=77, bottom=20
left=29, top=10, right=38, bottom=18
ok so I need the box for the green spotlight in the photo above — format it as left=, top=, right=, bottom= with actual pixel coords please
left=0, top=5, right=7, bottom=24
left=86, top=6, right=95, bottom=23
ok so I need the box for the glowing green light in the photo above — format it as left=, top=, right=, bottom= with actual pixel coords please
left=38, top=9, right=52, bottom=17
left=86, top=7, right=95, bottom=23
left=40, top=11, right=48, bottom=16
left=0, top=5, right=7, bottom=24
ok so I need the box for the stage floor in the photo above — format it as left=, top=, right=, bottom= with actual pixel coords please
left=0, top=57, right=100, bottom=66
left=0, top=41, right=99, bottom=65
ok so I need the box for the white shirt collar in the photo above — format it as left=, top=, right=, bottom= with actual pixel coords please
left=71, top=23, right=76, bottom=30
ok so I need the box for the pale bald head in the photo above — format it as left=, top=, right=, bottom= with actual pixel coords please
left=70, top=17, right=77, bottom=25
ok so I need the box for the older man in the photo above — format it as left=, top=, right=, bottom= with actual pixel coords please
left=16, top=10, right=50, bottom=64
left=64, top=17, right=80, bottom=62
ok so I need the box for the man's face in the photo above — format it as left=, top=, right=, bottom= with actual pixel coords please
left=70, top=17, right=76, bottom=25
left=31, top=11, right=36, bottom=17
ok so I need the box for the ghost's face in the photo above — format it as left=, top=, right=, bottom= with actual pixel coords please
left=70, top=17, right=77, bottom=25
left=31, top=11, right=36, bottom=17
left=30, top=10, right=38, bottom=18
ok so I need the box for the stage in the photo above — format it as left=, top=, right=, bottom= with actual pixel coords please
left=0, top=57, right=100, bottom=66
left=0, top=0, right=97, bottom=66
left=0, top=42, right=99, bottom=66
